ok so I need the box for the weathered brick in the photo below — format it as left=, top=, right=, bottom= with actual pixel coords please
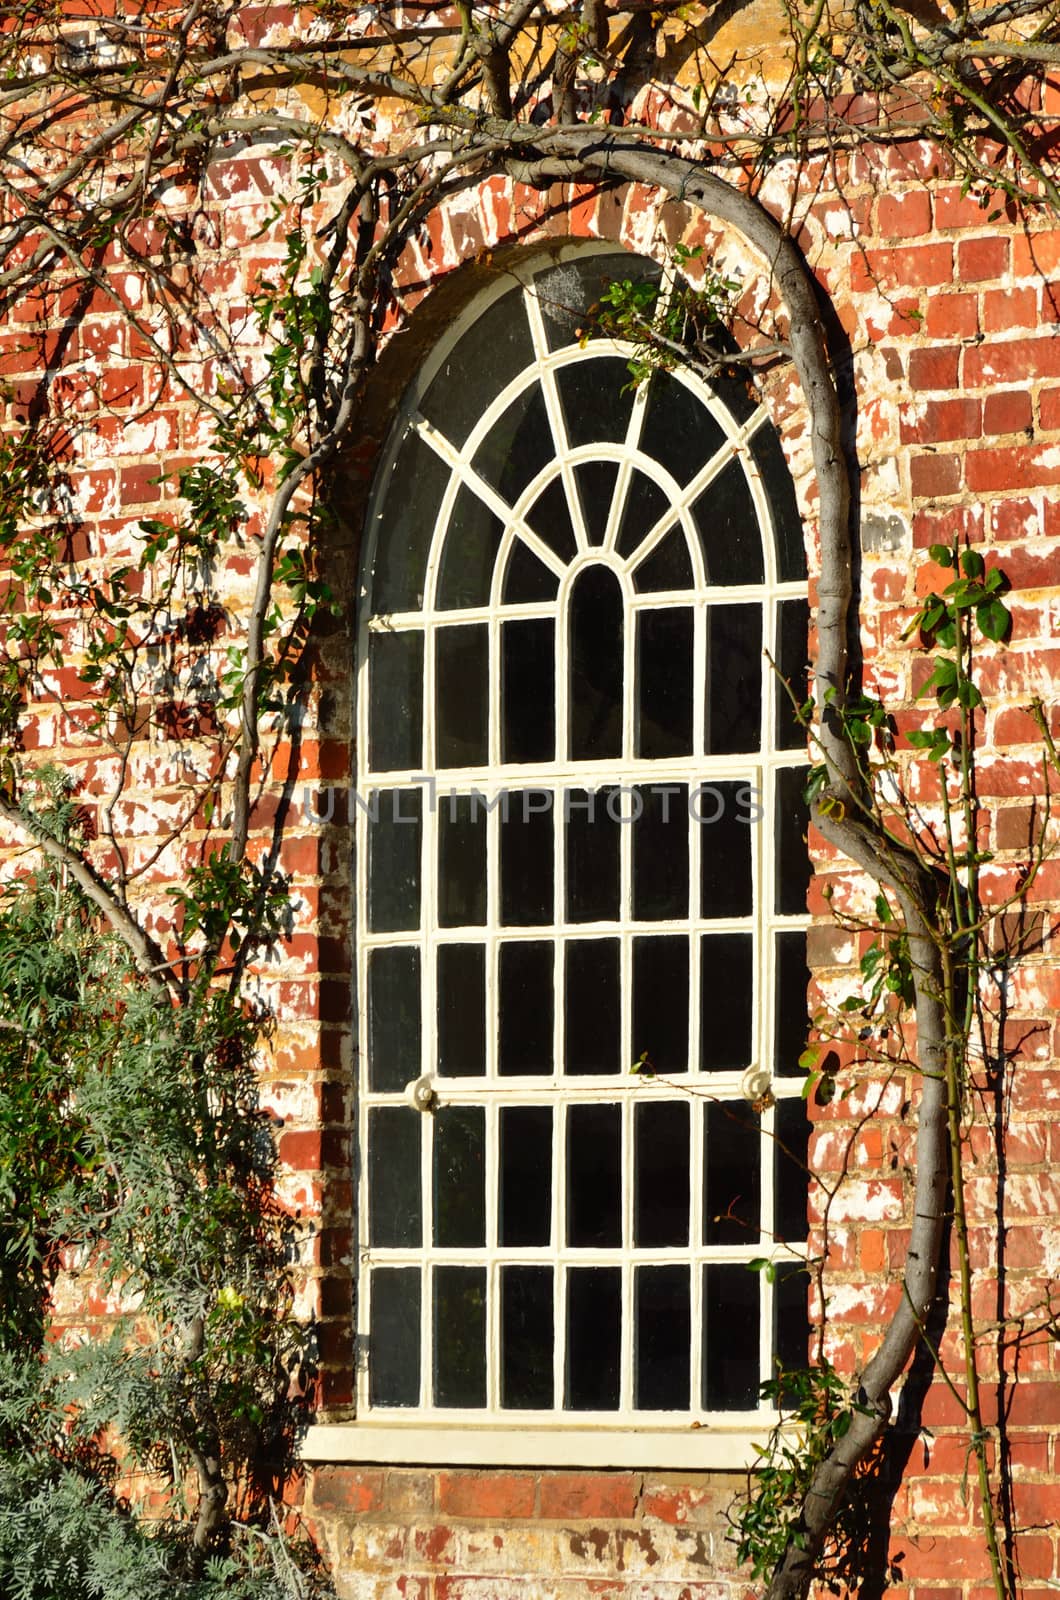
left=539, top=1473, right=639, bottom=1522
left=957, top=234, right=1010, bottom=280
left=983, top=388, right=1033, bottom=436
left=311, top=1467, right=386, bottom=1514
left=908, top=344, right=961, bottom=390
left=437, top=1472, right=536, bottom=1519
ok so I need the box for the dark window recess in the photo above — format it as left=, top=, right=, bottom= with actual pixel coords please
left=499, top=941, right=554, bottom=1075
left=433, top=1104, right=486, bottom=1248
left=473, top=383, right=554, bottom=506
left=369, top=630, right=423, bottom=772
left=574, top=461, right=620, bottom=545
left=637, top=608, right=694, bottom=759
left=369, top=430, right=448, bottom=612
left=525, top=475, right=578, bottom=564
left=703, top=1263, right=760, bottom=1410
left=633, top=935, right=689, bottom=1074
left=368, top=788, right=422, bottom=934
left=634, top=527, right=694, bottom=593
left=367, top=946, right=421, bottom=1093
left=501, top=1266, right=554, bottom=1409
left=499, top=1105, right=552, bottom=1246
left=776, top=599, right=810, bottom=750
left=640, top=371, right=724, bottom=486
left=557, top=357, right=635, bottom=447
left=421, top=286, right=534, bottom=449
left=567, top=1103, right=622, bottom=1247
left=634, top=1101, right=690, bottom=1248
left=570, top=566, right=624, bottom=761
left=749, top=424, right=806, bottom=581
left=691, top=460, right=765, bottom=586
left=775, top=930, right=810, bottom=1077
left=700, top=934, right=753, bottom=1071
left=367, top=1106, right=421, bottom=1248
left=699, top=780, right=753, bottom=919
left=437, top=943, right=486, bottom=1076
left=704, top=1100, right=760, bottom=1245
left=776, top=766, right=812, bottom=916
left=502, top=618, right=556, bottom=764
left=436, top=625, right=488, bottom=768
left=706, top=603, right=762, bottom=755
left=438, top=794, right=486, bottom=928
left=500, top=791, right=554, bottom=925
left=635, top=1265, right=690, bottom=1410
left=632, top=783, right=689, bottom=921
left=565, top=939, right=621, bottom=1075
left=437, top=487, right=504, bottom=610
left=434, top=1266, right=487, bottom=1408
left=772, top=1263, right=811, bottom=1398
left=536, top=253, right=662, bottom=352
left=616, top=472, right=671, bottom=561
left=503, top=540, right=560, bottom=604
left=566, top=1268, right=622, bottom=1410
left=775, top=1097, right=810, bottom=1244
left=566, top=788, right=620, bottom=922
left=369, top=1268, right=421, bottom=1407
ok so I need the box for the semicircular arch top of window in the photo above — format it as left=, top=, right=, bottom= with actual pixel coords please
left=357, top=249, right=814, bottom=1434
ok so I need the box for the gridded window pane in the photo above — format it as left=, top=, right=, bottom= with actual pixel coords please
left=438, top=795, right=486, bottom=927
left=637, top=609, right=694, bottom=759
left=537, top=253, right=662, bottom=352
left=500, top=792, right=554, bottom=925
left=776, top=767, right=812, bottom=916
left=699, top=782, right=753, bottom=919
left=473, top=383, right=553, bottom=504
left=706, top=604, right=762, bottom=755
left=633, top=783, right=688, bottom=921
left=616, top=472, right=670, bottom=560
left=691, top=460, right=765, bottom=586
left=370, top=430, right=448, bottom=612
left=633, top=936, right=689, bottom=1074
left=749, top=424, right=806, bottom=581
left=503, top=619, right=556, bottom=763
left=565, top=939, right=620, bottom=1075
left=421, top=287, right=534, bottom=448
left=700, top=934, right=753, bottom=1071
left=776, top=599, right=810, bottom=750
left=634, top=1101, right=690, bottom=1247
left=367, top=946, right=420, bottom=1092
left=436, top=626, right=488, bottom=768
left=434, top=1266, right=487, bottom=1408
left=525, top=476, right=578, bottom=563
left=567, top=1104, right=621, bottom=1247
left=369, top=1269, right=421, bottom=1407
left=500, top=1106, right=552, bottom=1246
left=499, top=941, right=554, bottom=1075
left=641, top=372, right=724, bottom=485
left=704, top=1264, right=760, bottom=1410
left=773, top=1263, right=811, bottom=1391
left=775, top=1098, right=810, bottom=1244
left=368, top=789, right=422, bottom=933
left=557, top=357, right=635, bottom=447
left=635, top=1266, right=690, bottom=1410
left=369, top=631, right=423, bottom=772
left=437, top=487, right=504, bottom=610
left=704, top=1101, right=760, bottom=1245
left=566, top=1268, right=621, bottom=1410
left=434, top=1105, right=486, bottom=1248
left=501, top=1266, right=554, bottom=1409
left=775, top=931, right=810, bottom=1076
left=570, top=566, right=624, bottom=760
left=504, top=543, right=560, bottom=604
left=437, top=944, right=486, bottom=1076
left=368, top=1107, right=421, bottom=1247
left=566, top=788, right=620, bottom=922
left=634, top=527, right=694, bottom=593
left=574, top=461, right=619, bottom=545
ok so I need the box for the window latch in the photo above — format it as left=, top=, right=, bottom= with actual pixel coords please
left=405, top=1074, right=438, bottom=1113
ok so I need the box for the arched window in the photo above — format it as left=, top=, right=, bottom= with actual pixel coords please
left=355, top=249, right=812, bottom=1452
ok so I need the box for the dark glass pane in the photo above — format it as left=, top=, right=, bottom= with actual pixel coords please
left=700, top=934, right=753, bottom=1071
left=634, top=528, right=694, bottom=593
left=368, top=1106, right=421, bottom=1247
left=776, top=766, right=812, bottom=916
left=706, top=363, right=760, bottom=427
left=634, top=1101, right=690, bottom=1247
left=368, top=788, right=422, bottom=934
left=775, top=931, right=810, bottom=1078
left=633, top=936, right=689, bottom=1075
left=438, top=793, right=486, bottom=928
left=434, top=1104, right=486, bottom=1248
left=504, top=540, right=560, bottom=604
left=707, top=603, right=762, bottom=755
left=437, top=943, right=485, bottom=1076
left=369, top=630, right=423, bottom=772
left=370, top=430, right=448, bottom=613
left=633, top=783, right=688, bottom=921
left=567, top=1103, right=621, bottom=1247
left=637, top=609, right=693, bottom=759
left=437, top=487, right=504, bottom=610
left=557, top=357, right=635, bottom=447
left=773, top=1263, right=811, bottom=1392
left=501, top=1266, right=554, bottom=1409
left=436, top=626, right=488, bottom=768
left=565, top=787, right=620, bottom=922
left=704, top=1264, right=760, bottom=1410
left=500, top=1106, right=552, bottom=1246
left=691, top=460, right=765, bottom=586
left=368, top=946, right=421, bottom=1093
left=536, top=253, right=662, bottom=351
left=499, top=941, right=554, bottom=1075
left=616, top=472, right=670, bottom=560
left=750, top=423, right=806, bottom=581
left=777, top=599, right=810, bottom=750
left=775, top=1097, right=810, bottom=1244
left=434, top=1266, right=487, bottom=1408
left=698, top=780, right=753, bottom=918
left=565, top=939, right=620, bottom=1075
left=635, top=1265, right=690, bottom=1410
left=500, top=792, right=554, bottom=925
left=574, top=461, right=619, bottom=545
left=570, top=566, right=624, bottom=761
left=566, top=1268, right=621, bottom=1410
left=369, top=1268, right=420, bottom=1407
left=705, top=1100, right=760, bottom=1245
left=421, top=285, right=533, bottom=449
left=502, top=619, right=555, bottom=764
left=525, top=475, right=578, bottom=563
left=641, top=371, right=724, bottom=486
left=473, top=383, right=554, bottom=506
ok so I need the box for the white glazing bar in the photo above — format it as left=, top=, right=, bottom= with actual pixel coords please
left=524, top=288, right=590, bottom=554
